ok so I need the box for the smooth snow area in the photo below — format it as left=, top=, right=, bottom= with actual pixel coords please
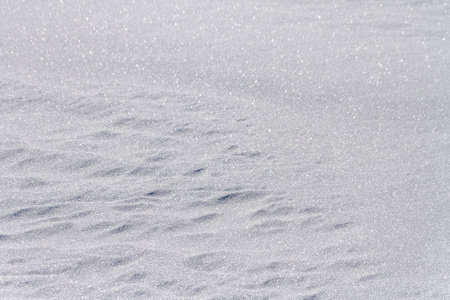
left=0, top=0, right=449, bottom=299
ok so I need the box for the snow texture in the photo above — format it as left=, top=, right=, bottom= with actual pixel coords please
left=0, top=0, right=449, bottom=299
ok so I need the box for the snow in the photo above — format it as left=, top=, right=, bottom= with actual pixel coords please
left=0, top=0, right=449, bottom=299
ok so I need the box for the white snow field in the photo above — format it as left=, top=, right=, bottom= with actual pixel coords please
left=0, top=0, right=449, bottom=299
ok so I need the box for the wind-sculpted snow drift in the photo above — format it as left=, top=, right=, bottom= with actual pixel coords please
left=0, top=0, right=449, bottom=299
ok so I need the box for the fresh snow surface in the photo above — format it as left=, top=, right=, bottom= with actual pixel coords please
left=0, top=1, right=449, bottom=299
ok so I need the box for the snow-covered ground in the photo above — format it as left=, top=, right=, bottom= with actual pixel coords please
left=1, top=1, right=449, bottom=299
